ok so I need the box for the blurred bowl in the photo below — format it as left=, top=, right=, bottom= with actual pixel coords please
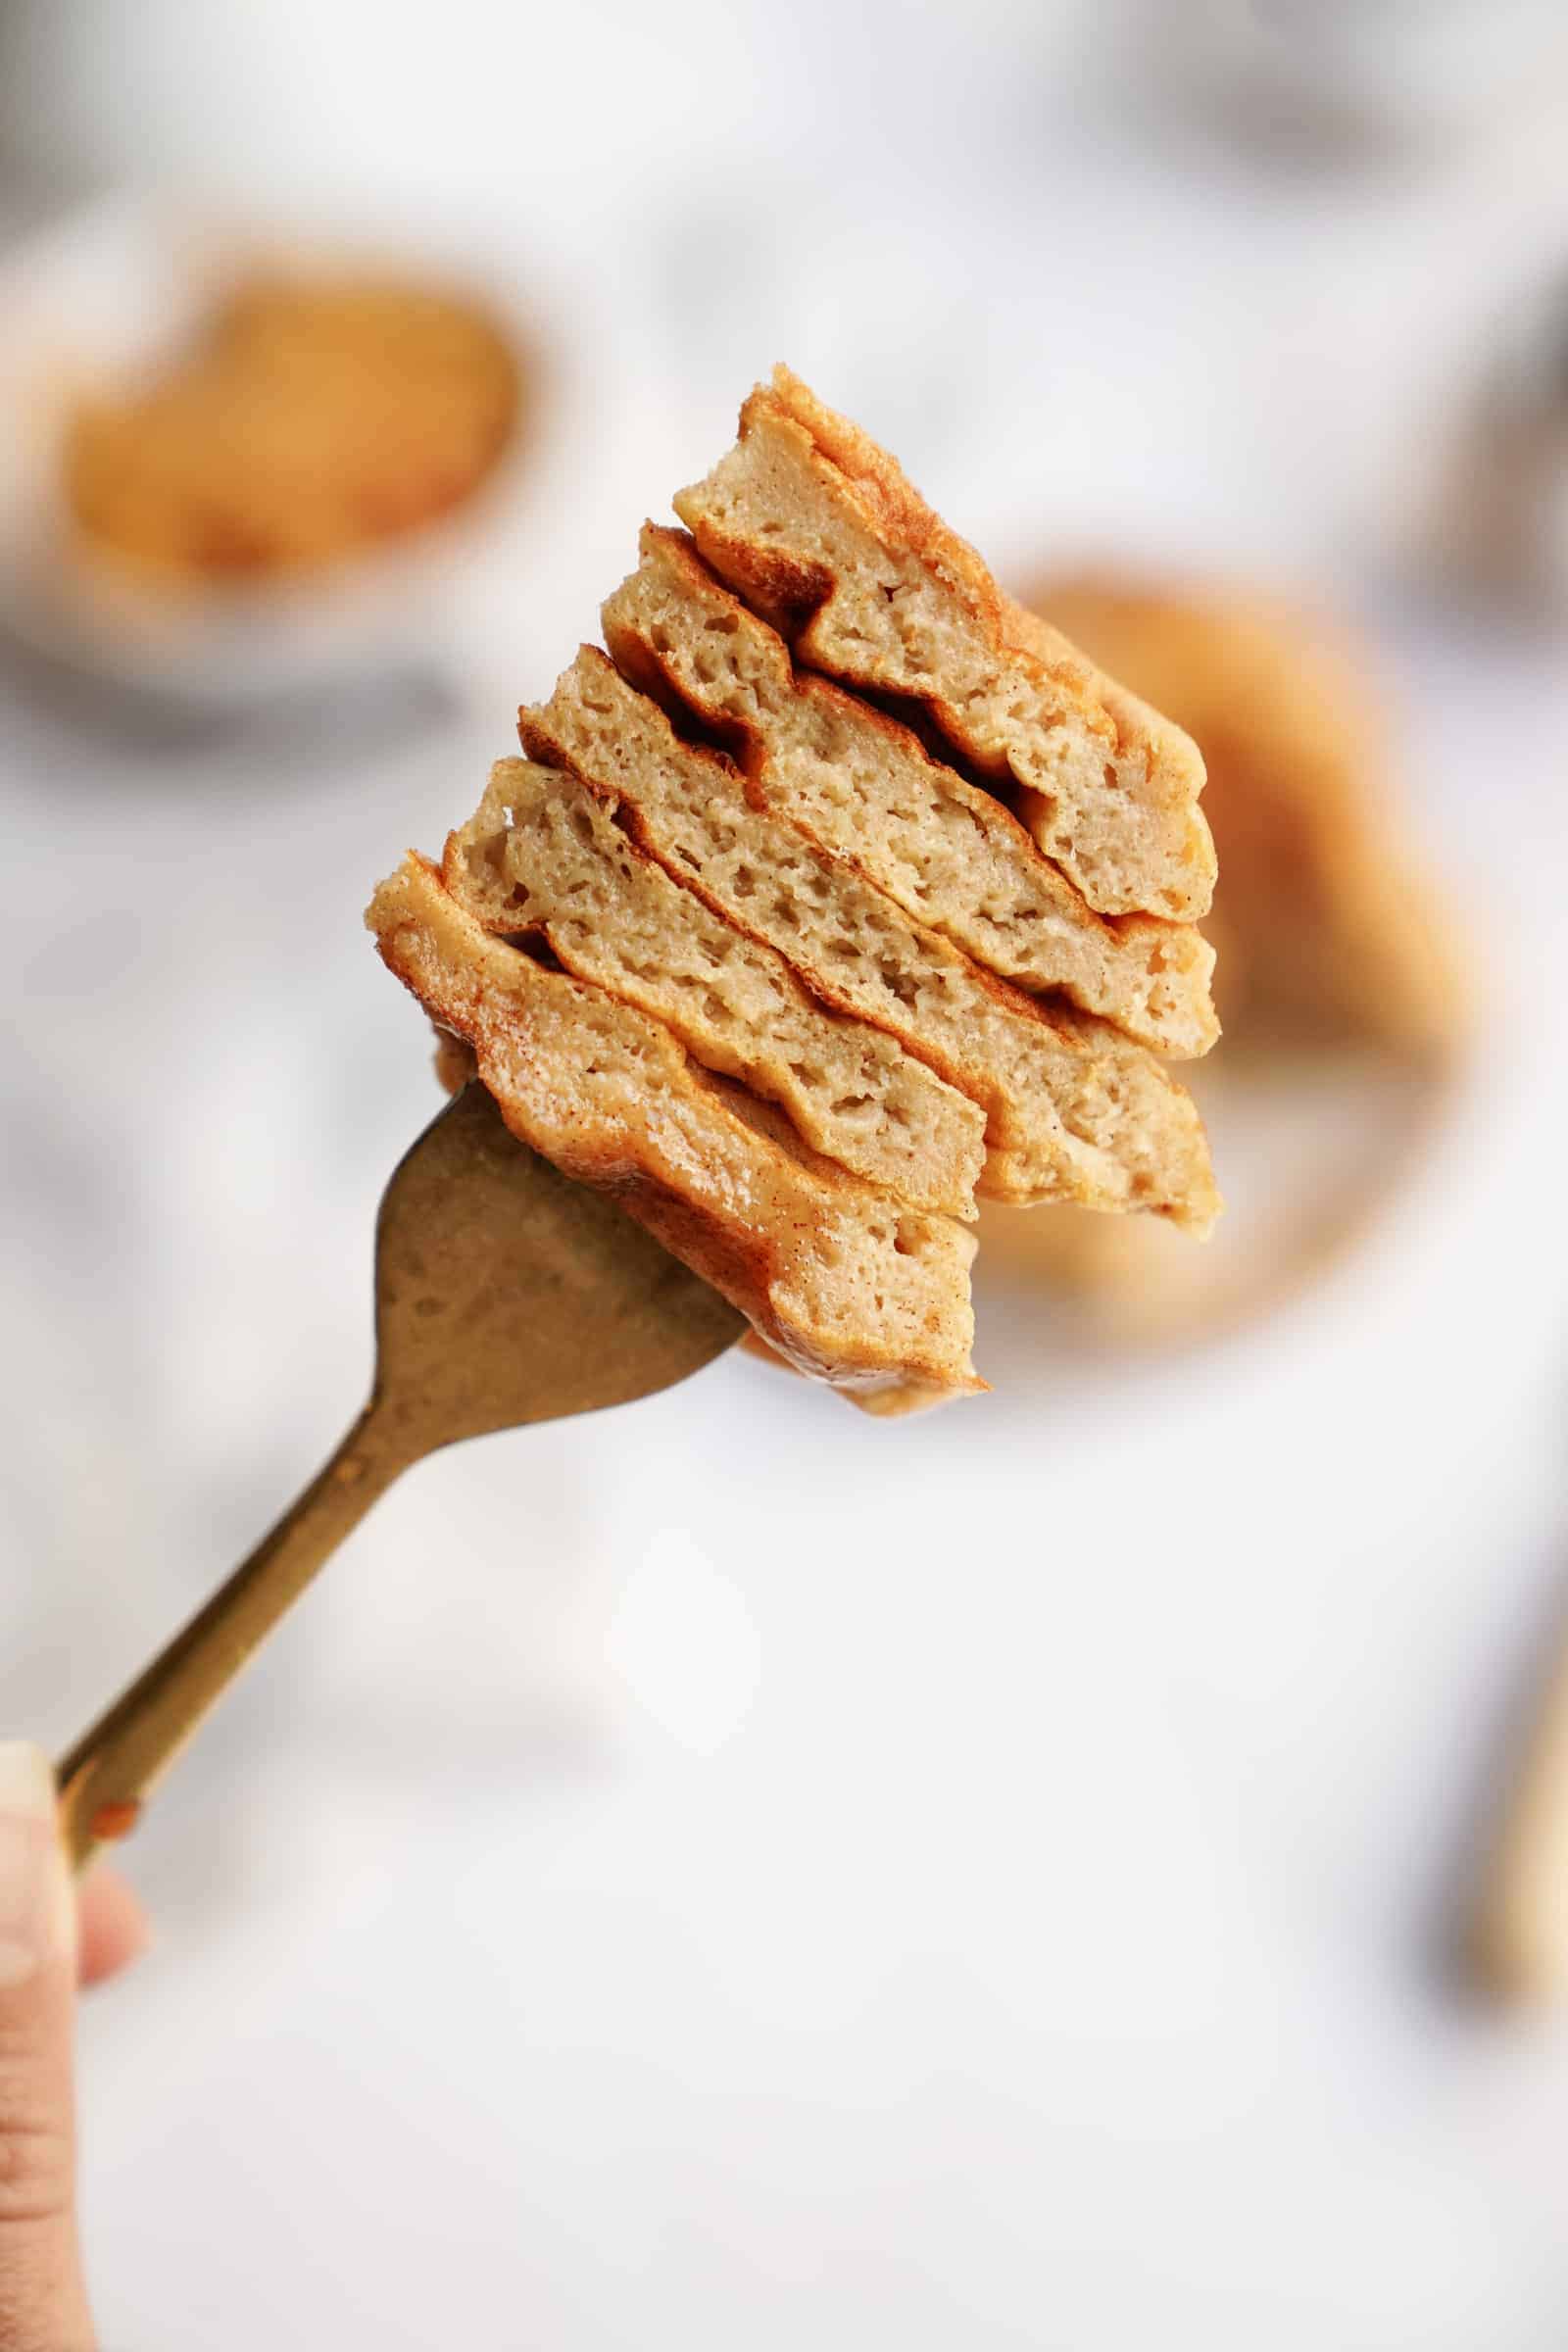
left=1152, top=0, right=1568, bottom=155
left=0, top=192, right=620, bottom=714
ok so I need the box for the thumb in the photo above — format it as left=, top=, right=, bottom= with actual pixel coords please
left=0, top=1744, right=94, bottom=2352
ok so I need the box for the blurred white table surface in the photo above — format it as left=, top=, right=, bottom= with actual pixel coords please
left=6, top=29, right=1568, bottom=2349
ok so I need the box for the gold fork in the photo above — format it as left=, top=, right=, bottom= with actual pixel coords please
left=54, top=1081, right=744, bottom=1871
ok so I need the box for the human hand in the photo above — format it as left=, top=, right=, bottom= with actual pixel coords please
left=0, top=1742, right=151, bottom=2352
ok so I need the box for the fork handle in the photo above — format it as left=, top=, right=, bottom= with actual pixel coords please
left=1473, top=1627, right=1568, bottom=2005
left=55, top=1398, right=411, bottom=1872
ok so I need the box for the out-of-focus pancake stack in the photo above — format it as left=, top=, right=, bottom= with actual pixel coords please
left=368, top=369, right=1225, bottom=1410
left=980, top=574, right=1468, bottom=1342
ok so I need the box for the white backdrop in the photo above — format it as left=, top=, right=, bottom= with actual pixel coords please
left=3, top=5, right=1568, bottom=2345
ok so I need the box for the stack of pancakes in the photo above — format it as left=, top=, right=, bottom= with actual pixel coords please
left=368, top=369, right=1220, bottom=1409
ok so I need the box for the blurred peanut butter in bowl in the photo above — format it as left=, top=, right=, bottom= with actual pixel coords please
left=63, top=274, right=524, bottom=588
left=0, top=198, right=587, bottom=712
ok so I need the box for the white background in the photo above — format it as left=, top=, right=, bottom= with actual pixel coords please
left=4, top=4, right=1568, bottom=2345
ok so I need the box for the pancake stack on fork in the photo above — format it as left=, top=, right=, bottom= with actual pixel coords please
left=368, top=368, right=1221, bottom=1410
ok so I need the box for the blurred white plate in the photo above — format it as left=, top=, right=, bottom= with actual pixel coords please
left=974, top=1051, right=1458, bottom=1375
left=0, top=192, right=626, bottom=713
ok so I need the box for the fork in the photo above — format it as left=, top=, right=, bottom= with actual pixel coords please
left=53, top=1080, right=745, bottom=1871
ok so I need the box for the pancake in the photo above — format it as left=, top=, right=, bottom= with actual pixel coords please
left=519, top=647, right=1219, bottom=1230
left=368, top=373, right=1225, bottom=1409
left=673, top=367, right=1215, bottom=920
left=368, top=856, right=982, bottom=1408
left=442, top=756, right=986, bottom=1217
left=602, top=525, right=1218, bottom=1057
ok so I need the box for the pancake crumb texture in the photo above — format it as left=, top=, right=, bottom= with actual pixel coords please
left=519, top=651, right=1216, bottom=1231
left=604, top=527, right=1218, bottom=1056
left=369, top=858, right=980, bottom=1411
left=444, top=757, right=986, bottom=1218
left=368, top=371, right=1219, bottom=1408
left=674, top=368, right=1216, bottom=922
